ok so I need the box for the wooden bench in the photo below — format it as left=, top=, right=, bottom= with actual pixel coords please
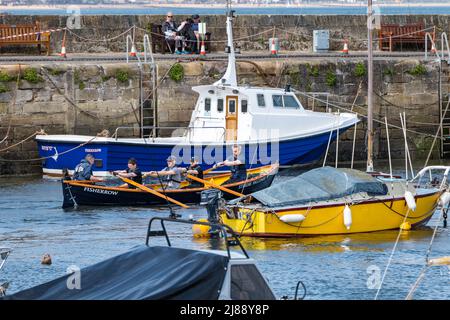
left=0, top=22, right=51, bottom=55
left=149, top=23, right=211, bottom=54
left=378, top=23, right=435, bottom=52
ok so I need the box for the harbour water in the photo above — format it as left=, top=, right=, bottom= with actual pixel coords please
left=1, top=166, right=449, bottom=300
left=2, top=6, right=450, bottom=16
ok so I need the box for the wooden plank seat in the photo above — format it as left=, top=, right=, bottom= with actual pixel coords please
left=0, top=22, right=51, bottom=55
left=378, top=23, right=435, bottom=52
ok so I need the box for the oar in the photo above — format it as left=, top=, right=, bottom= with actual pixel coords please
left=118, top=176, right=190, bottom=209
left=186, top=174, right=244, bottom=198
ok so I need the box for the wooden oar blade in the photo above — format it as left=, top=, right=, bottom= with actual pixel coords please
left=187, top=174, right=244, bottom=198
left=119, top=177, right=189, bottom=209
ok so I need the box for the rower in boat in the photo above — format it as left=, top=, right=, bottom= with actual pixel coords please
left=144, top=155, right=184, bottom=190
left=213, top=144, right=247, bottom=185
left=181, top=156, right=204, bottom=188
left=73, top=154, right=103, bottom=182
left=111, top=158, right=143, bottom=189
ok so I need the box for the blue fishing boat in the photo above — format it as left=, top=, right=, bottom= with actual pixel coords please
left=36, top=10, right=358, bottom=177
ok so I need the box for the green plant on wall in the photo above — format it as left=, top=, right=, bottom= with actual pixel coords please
left=169, top=63, right=184, bottom=82
left=307, top=64, right=319, bottom=77
left=354, top=62, right=366, bottom=77
left=288, top=70, right=301, bottom=87
left=78, top=81, right=86, bottom=90
left=0, top=71, right=15, bottom=82
left=47, top=67, right=65, bottom=76
left=22, top=68, right=43, bottom=83
left=115, top=69, right=129, bottom=83
left=383, top=68, right=395, bottom=76
left=0, top=82, right=9, bottom=93
left=326, top=70, right=337, bottom=87
left=407, top=64, right=427, bottom=76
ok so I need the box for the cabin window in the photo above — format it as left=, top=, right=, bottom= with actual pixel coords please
left=228, top=99, right=236, bottom=113
left=272, top=95, right=283, bottom=108
left=230, top=265, right=276, bottom=300
left=217, top=99, right=224, bottom=112
left=257, top=94, right=266, bottom=107
left=205, top=98, right=211, bottom=112
left=241, top=100, right=248, bottom=113
left=283, top=95, right=300, bottom=109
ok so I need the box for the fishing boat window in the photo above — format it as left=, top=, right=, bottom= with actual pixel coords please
left=241, top=100, right=248, bottom=113
left=205, top=98, right=211, bottom=112
left=230, top=265, right=276, bottom=300
left=217, top=98, right=224, bottom=112
left=283, top=95, right=300, bottom=109
left=272, top=95, right=283, bottom=108
left=229, top=99, right=236, bottom=113
left=257, top=94, right=265, bottom=107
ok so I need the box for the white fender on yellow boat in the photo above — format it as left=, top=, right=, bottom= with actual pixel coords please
left=343, top=205, right=352, bottom=230
left=404, top=191, right=416, bottom=211
left=439, top=191, right=450, bottom=207
left=280, top=214, right=305, bottom=223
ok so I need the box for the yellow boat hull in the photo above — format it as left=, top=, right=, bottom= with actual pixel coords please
left=220, top=191, right=441, bottom=237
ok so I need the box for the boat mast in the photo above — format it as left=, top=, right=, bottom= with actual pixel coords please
left=214, top=0, right=237, bottom=86
left=366, top=0, right=374, bottom=172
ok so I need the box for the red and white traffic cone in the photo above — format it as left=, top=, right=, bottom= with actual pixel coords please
left=270, top=38, right=277, bottom=55
left=129, top=43, right=137, bottom=57
left=200, top=39, right=206, bottom=56
left=59, top=45, right=67, bottom=58
left=431, top=42, right=437, bottom=54
left=342, top=39, right=349, bottom=55
left=60, top=30, right=67, bottom=58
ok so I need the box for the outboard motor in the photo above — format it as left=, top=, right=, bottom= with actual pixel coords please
left=200, top=189, right=222, bottom=236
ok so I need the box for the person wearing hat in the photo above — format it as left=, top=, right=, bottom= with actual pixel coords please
left=72, top=154, right=103, bottom=182
left=144, top=155, right=184, bottom=189
left=191, top=14, right=201, bottom=32
left=181, top=156, right=204, bottom=188
left=111, top=157, right=143, bottom=189
left=191, top=14, right=201, bottom=54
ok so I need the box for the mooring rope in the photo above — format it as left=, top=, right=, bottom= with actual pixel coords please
left=0, top=136, right=97, bottom=163
left=0, top=129, right=46, bottom=153
left=374, top=207, right=411, bottom=300
left=405, top=205, right=446, bottom=299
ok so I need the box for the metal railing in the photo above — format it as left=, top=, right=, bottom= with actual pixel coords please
left=425, top=32, right=450, bottom=62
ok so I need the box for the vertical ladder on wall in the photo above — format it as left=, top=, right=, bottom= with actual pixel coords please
left=140, top=62, right=157, bottom=138
left=440, top=60, right=450, bottom=158
left=140, top=34, right=158, bottom=138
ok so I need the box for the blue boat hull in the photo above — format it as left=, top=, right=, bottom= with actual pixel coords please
left=37, top=127, right=349, bottom=176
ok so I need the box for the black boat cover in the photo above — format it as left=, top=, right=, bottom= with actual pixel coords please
left=3, top=245, right=229, bottom=300
left=252, top=166, right=388, bottom=207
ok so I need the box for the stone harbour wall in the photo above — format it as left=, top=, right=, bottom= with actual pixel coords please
left=0, top=58, right=443, bottom=176
left=0, top=14, right=449, bottom=54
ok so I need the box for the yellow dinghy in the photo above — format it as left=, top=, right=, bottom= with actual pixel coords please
left=219, top=166, right=446, bottom=237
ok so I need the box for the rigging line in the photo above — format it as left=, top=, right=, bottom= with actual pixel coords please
left=380, top=201, right=438, bottom=219
left=294, top=90, right=444, bottom=140
left=0, top=65, right=22, bottom=146
left=39, top=67, right=99, bottom=119
left=66, top=27, right=134, bottom=43
left=0, top=136, right=97, bottom=163
left=133, top=25, right=276, bottom=44
left=405, top=206, right=445, bottom=300
left=0, top=130, right=45, bottom=153
left=275, top=26, right=434, bottom=43
left=374, top=207, right=411, bottom=300
left=424, top=98, right=450, bottom=168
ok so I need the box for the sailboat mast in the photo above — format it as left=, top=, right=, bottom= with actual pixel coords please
left=367, top=0, right=374, bottom=172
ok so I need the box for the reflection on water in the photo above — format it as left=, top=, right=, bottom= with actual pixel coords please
left=0, top=164, right=449, bottom=300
